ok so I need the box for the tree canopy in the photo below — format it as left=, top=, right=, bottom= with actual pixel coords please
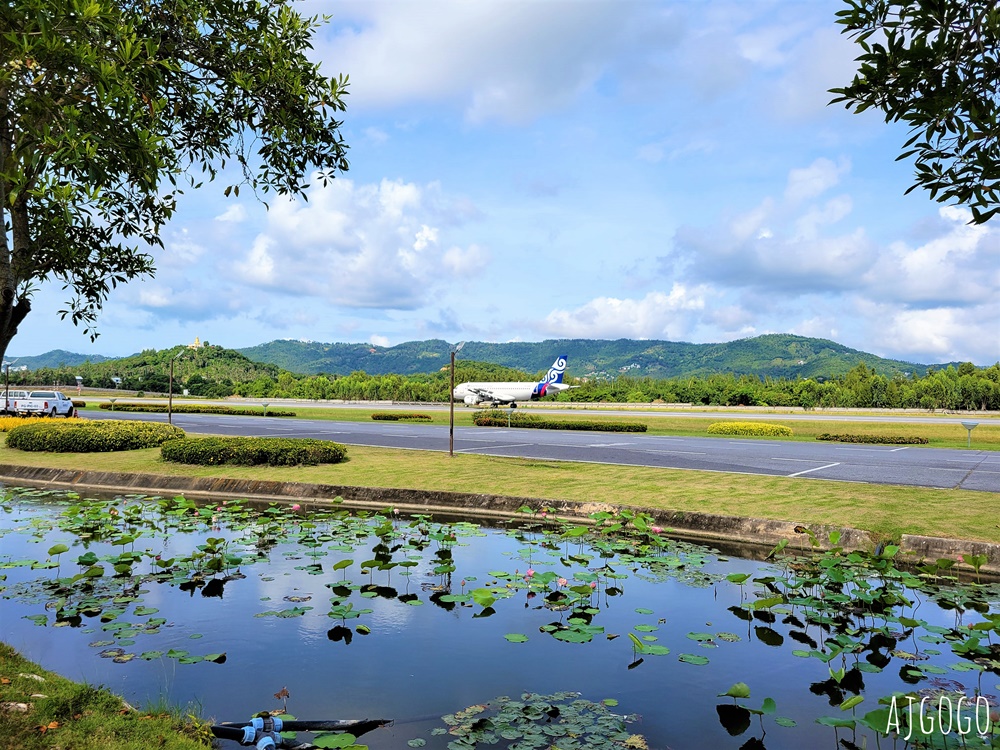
left=830, top=0, right=1000, bottom=222
left=0, top=0, right=349, bottom=359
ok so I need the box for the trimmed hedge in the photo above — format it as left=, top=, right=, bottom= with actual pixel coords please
left=817, top=433, right=929, bottom=445
left=6, top=419, right=186, bottom=452
left=0, top=416, right=85, bottom=433
left=371, top=413, right=433, bottom=421
left=99, top=402, right=296, bottom=417
left=161, top=436, right=347, bottom=466
left=472, top=409, right=647, bottom=433
left=706, top=421, right=793, bottom=437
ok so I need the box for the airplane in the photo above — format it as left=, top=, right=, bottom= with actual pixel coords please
left=452, top=355, right=574, bottom=407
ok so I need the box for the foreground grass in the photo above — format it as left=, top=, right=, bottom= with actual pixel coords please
left=0, top=643, right=209, bottom=750
left=1, top=439, right=998, bottom=544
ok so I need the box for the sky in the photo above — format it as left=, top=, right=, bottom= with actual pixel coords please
left=13, top=0, right=1000, bottom=365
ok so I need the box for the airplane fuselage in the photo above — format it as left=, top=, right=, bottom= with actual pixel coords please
left=452, top=381, right=571, bottom=407
left=452, top=355, right=571, bottom=407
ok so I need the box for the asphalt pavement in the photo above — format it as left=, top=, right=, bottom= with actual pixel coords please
left=86, top=411, right=1000, bottom=492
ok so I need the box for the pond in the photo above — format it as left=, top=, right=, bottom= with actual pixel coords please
left=1, top=487, right=999, bottom=750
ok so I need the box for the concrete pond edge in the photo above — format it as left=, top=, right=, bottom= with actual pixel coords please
left=1, top=463, right=998, bottom=575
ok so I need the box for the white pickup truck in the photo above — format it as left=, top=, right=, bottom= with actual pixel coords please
left=3, top=390, right=76, bottom=417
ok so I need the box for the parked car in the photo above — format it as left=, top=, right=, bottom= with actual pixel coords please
left=1, top=390, right=29, bottom=415
left=9, top=390, right=76, bottom=417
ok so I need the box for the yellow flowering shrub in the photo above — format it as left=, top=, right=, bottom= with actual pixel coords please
left=706, top=421, right=793, bottom=437
left=6, top=420, right=185, bottom=452
left=0, top=416, right=84, bottom=432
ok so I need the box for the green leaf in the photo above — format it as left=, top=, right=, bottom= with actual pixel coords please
left=719, top=682, right=751, bottom=699
left=840, top=696, right=864, bottom=711
left=678, top=654, right=709, bottom=665
left=504, top=633, right=528, bottom=643
left=816, top=716, right=855, bottom=728
left=312, top=733, right=360, bottom=749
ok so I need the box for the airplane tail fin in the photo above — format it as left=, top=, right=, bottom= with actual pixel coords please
left=532, top=355, right=568, bottom=397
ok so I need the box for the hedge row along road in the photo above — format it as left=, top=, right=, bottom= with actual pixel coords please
left=81, top=411, right=1000, bottom=492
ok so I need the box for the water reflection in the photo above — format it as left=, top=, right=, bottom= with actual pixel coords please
left=0, top=488, right=998, bottom=749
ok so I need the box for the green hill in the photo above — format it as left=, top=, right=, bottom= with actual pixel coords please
left=9, top=344, right=281, bottom=395
left=4, top=349, right=110, bottom=370
left=237, top=334, right=933, bottom=380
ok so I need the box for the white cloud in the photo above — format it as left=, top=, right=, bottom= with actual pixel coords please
left=228, top=177, right=483, bottom=309
left=785, top=158, right=848, bottom=204
left=674, top=158, right=872, bottom=293
left=370, top=334, right=390, bottom=347
left=880, top=309, right=959, bottom=357
left=320, top=0, right=625, bottom=123
left=442, top=244, right=491, bottom=276
left=214, top=204, right=247, bottom=223
left=234, top=236, right=277, bottom=286
left=863, top=205, right=998, bottom=306
left=541, top=286, right=706, bottom=339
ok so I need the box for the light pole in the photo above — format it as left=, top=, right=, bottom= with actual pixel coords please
left=449, top=342, right=465, bottom=457
left=168, top=351, right=186, bottom=425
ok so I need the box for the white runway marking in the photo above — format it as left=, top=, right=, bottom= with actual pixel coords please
left=786, top=462, right=841, bottom=478
left=458, top=443, right=535, bottom=453
left=641, top=449, right=707, bottom=456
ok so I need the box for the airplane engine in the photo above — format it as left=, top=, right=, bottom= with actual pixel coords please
left=464, top=394, right=480, bottom=405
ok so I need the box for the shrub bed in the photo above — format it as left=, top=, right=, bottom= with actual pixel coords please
left=706, top=421, right=793, bottom=437
left=161, top=436, right=347, bottom=466
left=472, top=409, right=647, bottom=433
left=6, top=420, right=186, bottom=452
left=817, top=433, right=929, bottom=445
left=371, top=413, right=433, bottom=421
left=99, top=403, right=296, bottom=417
left=0, top=416, right=85, bottom=432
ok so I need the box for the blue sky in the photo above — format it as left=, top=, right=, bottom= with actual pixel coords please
left=14, top=0, right=1000, bottom=365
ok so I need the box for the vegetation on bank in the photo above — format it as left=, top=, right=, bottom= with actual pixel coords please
left=0, top=643, right=210, bottom=750
left=11, top=342, right=1000, bottom=411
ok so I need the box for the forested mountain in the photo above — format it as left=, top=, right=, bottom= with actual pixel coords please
left=4, top=349, right=110, bottom=370
left=10, top=338, right=998, bottom=410
left=6, top=344, right=281, bottom=397
left=238, top=334, right=936, bottom=379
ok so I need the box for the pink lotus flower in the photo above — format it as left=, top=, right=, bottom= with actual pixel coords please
left=589, top=581, right=597, bottom=589
left=291, top=504, right=301, bottom=511
left=525, top=568, right=535, bottom=578
left=651, top=526, right=663, bottom=534
left=558, top=577, right=568, bottom=587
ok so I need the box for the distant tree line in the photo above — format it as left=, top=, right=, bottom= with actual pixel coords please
left=563, top=363, right=1000, bottom=411
left=8, top=357, right=999, bottom=411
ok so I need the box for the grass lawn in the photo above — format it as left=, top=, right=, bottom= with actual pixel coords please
left=0, top=643, right=210, bottom=750
left=1, top=435, right=998, bottom=545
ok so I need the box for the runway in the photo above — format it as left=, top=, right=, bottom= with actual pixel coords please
left=86, top=411, right=1000, bottom=492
